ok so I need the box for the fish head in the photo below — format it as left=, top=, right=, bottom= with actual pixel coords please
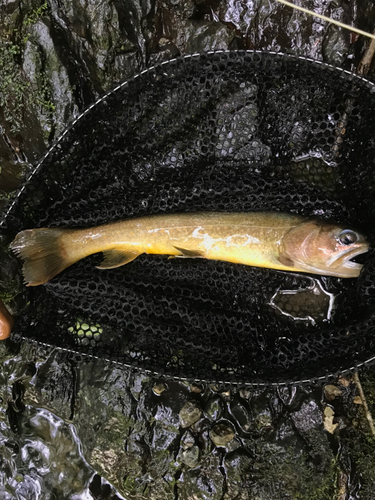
left=280, top=221, right=369, bottom=278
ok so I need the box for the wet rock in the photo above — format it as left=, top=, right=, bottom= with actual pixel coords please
left=219, top=389, right=231, bottom=402
left=190, top=383, right=203, bottom=394
left=130, top=372, right=149, bottom=401
left=0, top=342, right=43, bottom=407
left=230, top=400, right=252, bottom=433
left=249, top=389, right=276, bottom=432
left=185, top=21, right=237, bottom=53
left=255, top=412, right=273, bottom=431
left=180, top=429, right=195, bottom=450
left=180, top=444, right=200, bottom=468
left=23, top=20, right=76, bottom=141
left=72, top=362, right=143, bottom=492
left=31, top=350, right=75, bottom=421
left=322, top=25, right=350, bottom=67
left=276, top=420, right=297, bottom=444
left=249, top=438, right=339, bottom=500
left=290, top=399, right=334, bottom=472
left=179, top=400, right=202, bottom=428
left=152, top=419, right=180, bottom=450
left=233, top=0, right=357, bottom=68
left=226, top=436, right=242, bottom=454
left=224, top=449, right=253, bottom=499
left=152, top=382, right=166, bottom=395
left=210, top=421, right=235, bottom=447
left=147, top=40, right=180, bottom=65
left=178, top=449, right=224, bottom=500
left=151, top=392, right=181, bottom=451
left=291, top=399, right=322, bottom=432
left=239, top=388, right=252, bottom=401
left=197, top=425, right=212, bottom=455
left=0, top=155, right=29, bottom=203
left=277, top=385, right=298, bottom=407
left=204, top=396, right=224, bottom=421
left=0, top=405, right=105, bottom=498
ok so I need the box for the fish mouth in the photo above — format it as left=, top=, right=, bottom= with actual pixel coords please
left=326, top=244, right=370, bottom=278
left=292, top=244, right=370, bottom=278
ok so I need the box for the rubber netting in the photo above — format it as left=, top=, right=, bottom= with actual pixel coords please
left=2, top=51, right=375, bottom=384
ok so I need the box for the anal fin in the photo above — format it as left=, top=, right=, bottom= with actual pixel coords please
left=96, top=249, right=140, bottom=269
left=173, top=246, right=205, bottom=258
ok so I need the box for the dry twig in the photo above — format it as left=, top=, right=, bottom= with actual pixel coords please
left=357, top=35, right=375, bottom=75
left=353, top=372, right=375, bottom=437
left=275, top=0, right=375, bottom=40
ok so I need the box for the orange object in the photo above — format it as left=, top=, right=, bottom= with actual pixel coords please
left=0, top=299, right=14, bottom=340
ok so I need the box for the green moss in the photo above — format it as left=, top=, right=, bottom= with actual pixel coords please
left=0, top=291, right=16, bottom=306
left=360, top=369, right=375, bottom=410
left=343, top=431, right=375, bottom=500
left=251, top=442, right=339, bottom=500
left=0, top=282, right=22, bottom=308
left=0, top=41, right=30, bottom=131
left=0, top=2, right=54, bottom=132
left=297, top=459, right=339, bottom=500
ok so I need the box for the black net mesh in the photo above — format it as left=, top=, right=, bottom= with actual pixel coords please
left=2, top=51, right=375, bottom=384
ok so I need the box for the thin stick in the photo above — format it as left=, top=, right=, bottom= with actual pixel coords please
left=353, top=372, right=375, bottom=437
left=275, top=0, right=375, bottom=40
left=336, top=471, right=348, bottom=500
left=357, top=36, right=375, bottom=75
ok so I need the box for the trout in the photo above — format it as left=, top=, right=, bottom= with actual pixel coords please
left=10, top=212, right=369, bottom=286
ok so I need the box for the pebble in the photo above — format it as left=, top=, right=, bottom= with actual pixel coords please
left=181, top=445, right=200, bottom=468
left=220, top=390, right=231, bottom=402
left=181, top=430, right=195, bottom=450
left=324, top=384, right=342, bottom=401
left=210, top=422, right=235, bottom=447
left=230, top=402, right=252, bottom=432
left=239, top=389, right=251, bottom=400
left=152, top=382, right=167, bottom=395
left=179, top=401, right=202, bottom=428
left=190, top=383, right=203, bottom=393
left=204, top=397, right=224, bottom=421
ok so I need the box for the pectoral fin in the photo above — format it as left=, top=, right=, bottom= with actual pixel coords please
left=173, top=246, right=205, bottom=258
left=97, top=249, right=140, bottom=269
left=278, top=254, right=295, bottom=268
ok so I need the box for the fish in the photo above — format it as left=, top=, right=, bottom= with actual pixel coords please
left=0, top=299, right=14, bottom=340
left=10, top=211, right=369, bottom=286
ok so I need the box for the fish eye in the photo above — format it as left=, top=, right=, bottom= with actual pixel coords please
left=338, top=230, right=358, bottom=245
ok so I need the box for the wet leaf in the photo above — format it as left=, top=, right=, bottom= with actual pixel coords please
left=323, top=406, right=338, bottom=434
left=324, top=384, right=343, bottom=401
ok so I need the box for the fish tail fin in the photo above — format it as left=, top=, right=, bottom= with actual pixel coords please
left=10, top=228, right=73, bottom=286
